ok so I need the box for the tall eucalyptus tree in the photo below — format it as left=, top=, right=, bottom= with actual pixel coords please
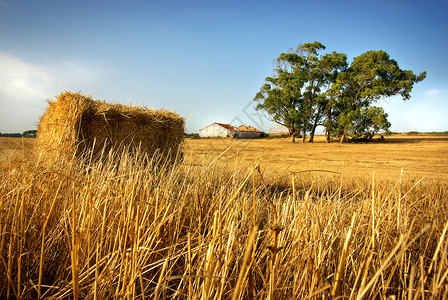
left=255, top=44, right=426, bottom=143
left=329, top=50, right=426, bottom=142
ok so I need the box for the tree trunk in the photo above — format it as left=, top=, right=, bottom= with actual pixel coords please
left=339, top=126, right=348, bottom=143
left=309, top=128, right=316, bottom=143
left=325, top=108, right=332, bottom=143
left=309, top=108, right=322, bottom=143
left=291, top=133, right=296, bottom=143
left=325, top=129, right=330, bottom=143
left=325, top=118, right=331, bottom=143
left=289, top=126, right=296, bottom=143
left=302, top=126, right=306, bottom=143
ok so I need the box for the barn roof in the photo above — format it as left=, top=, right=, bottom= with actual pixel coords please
left=270, top=124, right=289, bottom=133
left=216, top=123, right=237, bottom=131
left=237, top=125, right=262, bottom=133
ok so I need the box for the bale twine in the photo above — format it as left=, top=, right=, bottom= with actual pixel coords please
left=35, top=91, right=184, bottom=166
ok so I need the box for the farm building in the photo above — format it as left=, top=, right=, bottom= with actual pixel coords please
left=199, top=123, right=263, bottom=138
left=236, top=125, right=263, bottom=138
left=199, top=123, right=237, bottom=138
left=269, top=124, right=290, bottom=136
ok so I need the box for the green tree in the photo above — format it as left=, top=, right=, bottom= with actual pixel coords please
left=292, top=41, right=326, bottom=142
left=345, top=106, right=391, bottom=140
left=22, top=130, right=37, bottom=138
left=255, top=41, right=332, bottom=143
left=330, top=50, right=426, bottom=142
left=309, top=51, right=348, bottom=142
left=254, top=67, right=306, bottom=143
left=256, top=45, right=425, bottom=143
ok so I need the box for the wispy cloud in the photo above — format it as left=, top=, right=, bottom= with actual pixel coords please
left=0, top=53, right=54, bottom=103
left=424, top=89, right=448, bottom=97
left=381, top=95, right=448, bottom=132
left=0, top=53, right=111, bottom=132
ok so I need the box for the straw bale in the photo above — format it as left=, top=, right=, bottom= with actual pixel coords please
left=35, top=91, right=184, bottom=165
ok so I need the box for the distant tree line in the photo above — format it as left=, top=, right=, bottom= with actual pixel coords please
left=254, top=41, right=426, bottom=143
left=0, top=130, right=37, bottom=138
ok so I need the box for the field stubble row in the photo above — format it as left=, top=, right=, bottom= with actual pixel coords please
left=183, top=134, right=448, bottom=181
left=1, top=134, right=447, bottom=181
left=1, top=135, right=448, bottom=298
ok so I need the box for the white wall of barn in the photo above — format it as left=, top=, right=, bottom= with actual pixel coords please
left=199, top=123, right=231, bottom=137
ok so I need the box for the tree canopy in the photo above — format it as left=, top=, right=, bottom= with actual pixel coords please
left=254, top=42, right=426, bottom=142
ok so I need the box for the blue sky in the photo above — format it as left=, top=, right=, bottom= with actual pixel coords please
left=1, top=0, right=447, bottom=133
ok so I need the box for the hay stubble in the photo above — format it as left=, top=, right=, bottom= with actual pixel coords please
left=0, top=135, right=447, bottom=298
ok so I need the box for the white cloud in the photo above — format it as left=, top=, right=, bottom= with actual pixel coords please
left=0, top=53, right=111, bottom=133
left=0, top=53, right=54, bottom=103
left=425, top=89, right=448, bottom=97
left=381, top=94, right=448, bottom=132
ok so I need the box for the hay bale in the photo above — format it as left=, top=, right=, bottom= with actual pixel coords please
left=35, top=91, right=184, bottom=165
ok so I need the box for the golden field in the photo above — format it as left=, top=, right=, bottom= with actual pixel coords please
left=183, top=134, right=448, bottom=181
left=1, top=135, right=448, bottom=299
left=3, top=134, right=447, bottom=180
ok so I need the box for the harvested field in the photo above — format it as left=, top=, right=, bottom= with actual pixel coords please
left=1, top=134, right=447, bottom=298
left=183, top=134, right=448, bottom=181
left=0, top=137, right=35, bottom=172
left=2, top=134, right=447, bottom=180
